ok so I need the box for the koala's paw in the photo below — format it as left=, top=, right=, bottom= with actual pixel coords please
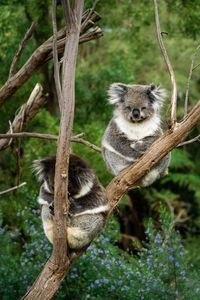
left=141, top=169, right=160, bottom=187
left=130, top=140, right=143, bottom=150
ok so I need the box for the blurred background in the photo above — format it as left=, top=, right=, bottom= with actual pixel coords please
left=0, top=0, right=200, bottom=299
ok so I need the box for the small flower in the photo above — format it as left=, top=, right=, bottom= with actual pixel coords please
left=169, top=255, right=174, bottom=262
left=154, top=233, right=162, bottom=244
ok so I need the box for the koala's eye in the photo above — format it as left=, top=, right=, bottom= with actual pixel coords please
left=142, top=107, right=147, bottom=110
left=126, top=106, right=131, bottom=111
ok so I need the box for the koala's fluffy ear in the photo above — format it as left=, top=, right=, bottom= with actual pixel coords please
left=108, top=83, right=128, bottom=104
left=147, top=84, right=167, bottom=104
left=32, top=157, right=55, bottom=181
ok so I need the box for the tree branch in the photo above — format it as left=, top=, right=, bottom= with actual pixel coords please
left=153, top=0, right=177, bottom=128
left=9, top=22, right=35, bottom=78
left=0, top=132, right=101, bottom=153
left=0, top=10, right=102, bottom=107
left=0, top=84, right=45, bottom=152
left=0, top=182, right=26, bottom=196
left=52, top=0, right=63, bottom=112
left=184, top=44, right=200, bottom=117
left=177, top=134, right=200, bottom=147
left=22, top=1, right=84, bottom=298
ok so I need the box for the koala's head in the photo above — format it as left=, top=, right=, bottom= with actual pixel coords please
left=108, top=83, right=166, bottom=123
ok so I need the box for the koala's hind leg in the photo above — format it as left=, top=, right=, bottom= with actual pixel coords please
left=141, top=153, right=171, bottom=187
left=67, top=214, right=105, bottom=249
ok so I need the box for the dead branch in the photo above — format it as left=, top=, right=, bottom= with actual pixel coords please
left=0, top=182, right=26, bottom=196
left=184, top=44, right=200, bottom=117
left=153, top=0, right=177, bottom=128
left=0, top=84, right=45, bottom=152
left=177, top=134, right=200, bottom=147
left=9, top=22, right=35, bottom=78
left=0, top=11, right=102, bottom=107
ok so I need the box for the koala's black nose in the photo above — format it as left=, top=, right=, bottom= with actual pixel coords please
left=132, top=109, right=140, bottom=119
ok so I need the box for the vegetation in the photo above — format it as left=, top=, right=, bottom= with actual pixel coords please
left=0, top=0, right=200, bottom=299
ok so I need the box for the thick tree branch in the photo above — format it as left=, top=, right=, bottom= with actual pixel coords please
left=153, top=0, right=177, bottom=128
left=0, top=84, right=45, bottom=152
left=0, top=10, right=102, bottom=107
left=9, top=22, right=35, bottom=78
left=22, top=1, right=84, bottom=299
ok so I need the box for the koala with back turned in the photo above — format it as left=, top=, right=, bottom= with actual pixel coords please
left=101, top=83, right=170, bottom=187
left=33, top=154, right=109, bottom=249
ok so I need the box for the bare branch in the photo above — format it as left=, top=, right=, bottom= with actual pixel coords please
left=0, top=132, right=102, bottom=153
left=0, top=11, right=102, bottom=107
left=177, top=134, right=200, bottom=147
left=81, top=0, right=99, bottom=33
left=9, top=22, right=35, bottom=78
left=184, top=44, right=200, bottom=117
left=52, top=0, right=63, bottom=112
left=0, top=84, right=45, bottom=152
left=0, top=182, right=26, bottom=196
left=153, top=0, right=177, bottom=128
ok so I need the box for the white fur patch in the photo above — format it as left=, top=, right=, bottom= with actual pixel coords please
left=102, top=140, right=134, bottom=162
left=108, top=82, right=127, bottom=104
left=32, top=160, right=44, bottom=182
left=44, top=181, right=52, bottom=194
left=114, top=112, right=160, bottom=140
left=38, top=197, right=49, bottom=206
left=73, top=180, right=94, bottom=199
left=73, top=204, right=109, bottom=217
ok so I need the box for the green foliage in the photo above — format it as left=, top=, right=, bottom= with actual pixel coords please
left=0, top=0, right=200, bottom=298
left=0, top=208, right=199, bottom=299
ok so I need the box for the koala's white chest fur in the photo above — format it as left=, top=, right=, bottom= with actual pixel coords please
left=114, top=112, right=160, bottom=140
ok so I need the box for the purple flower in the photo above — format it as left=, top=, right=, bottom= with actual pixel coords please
left=169, top=255, right=174, bottom=262
left=154, top=233, right=162, bottom=244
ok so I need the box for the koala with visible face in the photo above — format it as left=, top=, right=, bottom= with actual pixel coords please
left=33, top=154, right=109, bottom=249
left=101, top=83, right=170, bottom=187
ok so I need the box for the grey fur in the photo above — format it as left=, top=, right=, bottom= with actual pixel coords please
left=33, top=154, right=109, bottom=249
left=102, top=83, right=170, bottom=186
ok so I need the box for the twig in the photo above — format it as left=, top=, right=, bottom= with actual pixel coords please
left=81, top=0, right=99, bottom=33
left=193, top=63, right=200, bottom=71
left=0, top=182, right=26, bottom=196
left=52, top=0, right=63, bottom=112
left=9, top=22, right=35, bottom=78
left=184, top=45, right=200, bottom=117
left=153, top=0, right=177, bottom=128
left=177, top=134, right=200, bottom=147
left=71, top=136, right=102, bottom=153
left=0, top=84, right=45, bottom=152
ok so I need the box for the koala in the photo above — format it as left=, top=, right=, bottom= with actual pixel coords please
left=33, top=154, right=109, bottom=249
left=101, top=83, right=170, bottom=187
